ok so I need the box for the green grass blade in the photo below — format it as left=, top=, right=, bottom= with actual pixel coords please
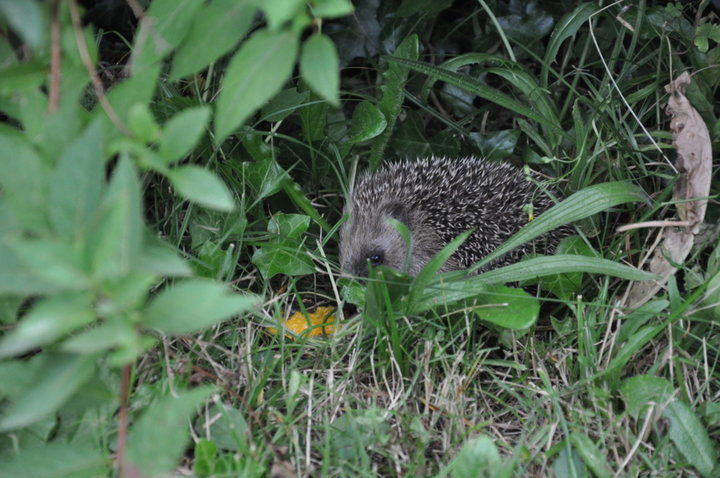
left=386, top=56, right=563, bottom=136
left=541, top=3, right=597, bottom=88
left=472, top=182, right=647, bottom=271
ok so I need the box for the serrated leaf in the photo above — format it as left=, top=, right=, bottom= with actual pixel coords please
left=167, top=165, right=235, bottom=211
left=159, top=106, right=211, bottom=164
left=127, top=387, right=214, bottom=476
left=300, top=34, right=340, bottom=105
left=251, top=244, right=315, bottom=279
left=170, top=0, right=256, bottom=79
left=369, top=34, right=418, bottom=170
left=215, top=29, right=299, bottom=141
left=0, top=353, right=95, bottom=431
left=143, top=279, right=261, bottom=334
left=473, top=182, right=647, bottom=271
left=268, top=213, right=310, bottom=240
left=542, top=3, right=597, bottom=87
left=49, top=119, right=106, bottom=239
left=0, top=294, right=95, bottom=359
left=664, top=400, right=718, bottom=477
left=347, top=100, right=386, bottom=145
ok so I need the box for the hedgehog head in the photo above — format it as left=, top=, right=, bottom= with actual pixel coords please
left=339, top=200, right=444, bottom=277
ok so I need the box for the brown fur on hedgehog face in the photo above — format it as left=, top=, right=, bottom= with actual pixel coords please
left=339, top=200, right=450, bottom=277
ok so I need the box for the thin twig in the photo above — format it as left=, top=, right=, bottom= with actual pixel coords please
left=116, top=363, right=141, bottom=478
left=67, top=0, right=131, bottom=136
left=49, top=0, right=61, bottom=112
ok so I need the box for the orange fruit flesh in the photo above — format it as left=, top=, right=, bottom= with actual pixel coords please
left=268, top=306, right=336, bottom=337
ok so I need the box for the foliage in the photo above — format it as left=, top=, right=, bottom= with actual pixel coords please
left=0, top=0, right=719, bottom=476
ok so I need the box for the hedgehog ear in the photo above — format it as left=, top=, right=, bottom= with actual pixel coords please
left=382, top=201, right=410, bottom=226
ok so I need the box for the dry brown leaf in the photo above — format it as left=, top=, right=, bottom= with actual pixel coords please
left=623, top=72, right=713, bottom=310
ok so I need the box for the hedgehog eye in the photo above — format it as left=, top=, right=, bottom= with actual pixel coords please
left=368, top=253, right=383, bottom=266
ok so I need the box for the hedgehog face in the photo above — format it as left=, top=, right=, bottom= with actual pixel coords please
left=339, top=201, right=410, bottom=277
left=339, top=201, right=438, bottom=277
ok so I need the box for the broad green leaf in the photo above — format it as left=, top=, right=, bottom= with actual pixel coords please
left=619, top=375, right=673, bottom=419
left=616, top=300, right=669, bottom=344
left=300, top=34, right=340, bottom=105
left=473, top=182, right=647, bottom=271
left=158, top=106, right=211, bottom=164
left=474, top=285, right=539, bottom=330
left=170, top=0, right=256, bottom=79
left=130, top=0, right=203, bottom=72
left=251, top=244, right=315, bottom=279
left=143, top=279, right=261, bottom=334
left=694, top=23, right=720, bottom=53
left=440, top=435, right=501, bottom=478
left=49, top=119, right=106, bottom=239
left=329, top=408, right=390, bottom=461
left=347, top=100, right=387, bottom=145
left=0, top=0, right=46, bottom=50
left=570, top=433, right=613, bottom=478
left=369, top=34, right=418, bottom=170
left=7, top=237, right=89, bottom=290
left=533, top=235, right=593, bottom=299
left=242, top=157, right=289, bottom=201
left=261, top=88, right=308, bottom=122
left=311, top=0, right=353, bottom=18
left=87, top=156, right=143, bottom=280
left=193, top=403, right=249, bottom=451
left=283, top=179, right=332, bottom=232
left=127, top=387, right=214, bottom=476
left=0, top=353, right=95, bottom=431
left=300, top=91, right=329, bottom=142
left=268, top=213, right=310, bottom=240
left=0, top=62, right=46, bottom=95
left=0, top=443, right=106, bottom=478
left=216, top=29, right=299, bottom=141
left=664, top=400, right=718, bottom=477
left=61, top=319, right=139, bottom=355
left=258, top=0, right=304, bottom=30
left=553, top=445, right=590, bottom=478
left=0, top=126, right=48, bottom=230
left=0, top=355, right=45, bottom=400
left=0, top=294, right=95, bottom=359
left=167, top=165, right=235, bottom=211
left=541, top=3, right=597, bottom=87
left=139, top=235, right=193, bottom=277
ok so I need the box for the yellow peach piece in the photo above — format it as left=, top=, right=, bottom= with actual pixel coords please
left=269, top=306, right=336, bottom=337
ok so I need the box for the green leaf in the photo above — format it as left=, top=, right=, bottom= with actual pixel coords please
left=605, top=326, right=659, bottom=376
left=570, top=433, right=613, bottom=478
left=193, top=403, right=249, bottom=451
left=158, top=106, right=211, bottom=164
left=473, top=182, right=647, bottom=271
left=261, top=88, right=308, bottom=122
left=0, top=443, right=106, bottom=478
left=268, top=213, right=310, bottom=240
left=440, top=435, right=501, bottom=478
left=170, top=0, right=256, bottom=79
left=252, top=244, right=315, bottom=279
left=130, top=0, right=204, bottom=72
left=329, top=408, right=390, bottom=461
left=139, top=235, right=193, bottom=277
left=127, top=387, right=214, bottom=476
left=300, top=34, right=340, bottom=106
left=0, top=0, right=47, bottom=50
left=127, top=104, right=161, bottom=143
left=694, top=23, right=720, bottom=53
left=242, top=156, right=289, bottom=201
left=387, top=56, right=563, bottom=139
left=87, top=156, right=143, bottom=280
left=620, top=375, right=673, bottom=419
left=369, top=34, right=418, bottom=170
left=541, top=3, right=597, bottom=87
left=0, top=127, right=48, bottom=231
left=347, top=100, right=387, bottom=145
left=0, top=353, right=95, bottom=431
left=0, top=294, right=95, bottom=359
left=216, top=29, right=299, bottom=141
left=477, top=255, right=656, bottom=284
left=143, top=279, right=261, bottom=334
left=49, top=119, right=106, bottom=239
left=664, top=400, right=718, bottom=477
left=6, top=237, right=89, bottom=291
left=167, top=165, right=235, bottom=211
left=532, top=235, right=593, bottom=299
left=259, top=0, right=304, bottom=30
left=474, top=285, right=539, bottom=330
left=311, top=0, right=354, bottom=18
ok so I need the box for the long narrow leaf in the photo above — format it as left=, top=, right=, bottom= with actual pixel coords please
left=472, top=182, right=647, bottom=271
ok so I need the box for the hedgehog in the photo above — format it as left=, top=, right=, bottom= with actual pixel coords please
left=339, top=156, right=569, bottom=277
